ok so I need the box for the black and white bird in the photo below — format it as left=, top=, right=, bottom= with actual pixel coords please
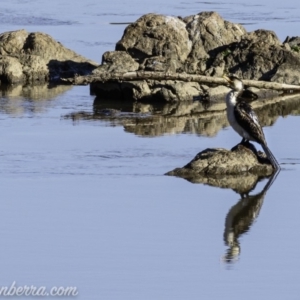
left=223, top=74, right=280, bottom=170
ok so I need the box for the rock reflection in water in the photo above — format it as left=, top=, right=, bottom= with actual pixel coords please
left=223, top=171, right=279, bottom=264
left=0, top=84, right=72, bottom=115
left=64, top=93, right=300, bottom=137
left=65, top=96, right=229, bottom=137
left=175, top=172, right=270, bottom=195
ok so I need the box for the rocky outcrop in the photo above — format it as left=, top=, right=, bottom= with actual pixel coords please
left=0, top=29, right=97, bottom=84
left=2, top=11, right=300, bottom=98
left=165, top=143, right=274, bottom=179
left=2, top=12, right=300, bottom=100
left=91, top=11, right=300, bottom=101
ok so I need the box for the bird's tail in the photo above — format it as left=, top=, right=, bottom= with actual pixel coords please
left=262, top=144, right=280, bottom=170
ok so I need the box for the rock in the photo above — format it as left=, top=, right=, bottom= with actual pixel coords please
left=284, top=36, right=300, bottom=48
left=202, top=85, right=229, bottom=102
left=116, top=13, right=191, bottom=72
left=216, top=29, right=300, bottom=82
left=93, top=51, right=139, bottom=73
left=165, top=143, right=274, bottom=178
left=0, top=29, right=97, bottom=83
left=184, top=11, right=246, bottom=73
left=0, top=29, right=28, bottom=54
left=91, top=79, right=202, bottom=101
left=91, top=12, right=300, bottom=101
left=270, top=56, right=300, bottom=84
left=151, top=80, right=201, bottom=101
left=90, top=80, right=152, bottom=101
left=0, top=56, right=24, bottom=82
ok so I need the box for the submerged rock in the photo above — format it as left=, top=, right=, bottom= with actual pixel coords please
left=166, top=143, right=274, bottom=180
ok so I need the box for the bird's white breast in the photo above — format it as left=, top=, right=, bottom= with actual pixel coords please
left=225, top=91, right=252, bottom=140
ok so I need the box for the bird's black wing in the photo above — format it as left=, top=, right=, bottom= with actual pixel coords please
left=234, top=101, right=266, bottom=145
left=239, top=89, right=258, bottom=102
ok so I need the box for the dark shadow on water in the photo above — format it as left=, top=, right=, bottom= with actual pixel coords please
left=47, top=59, right=97, bottom=80
left=222, top=170, right=280, bottom=264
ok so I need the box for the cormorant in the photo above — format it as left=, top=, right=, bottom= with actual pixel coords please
left=223, top=74, right=280, bottom=170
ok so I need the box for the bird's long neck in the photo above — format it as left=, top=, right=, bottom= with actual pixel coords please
left=226, top=90, right=240, bottom=107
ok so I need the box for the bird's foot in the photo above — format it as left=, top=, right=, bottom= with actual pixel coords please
left=240, top=138, right=250, bottom=146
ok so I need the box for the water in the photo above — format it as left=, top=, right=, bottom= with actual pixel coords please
left=1, top=1, right=300, bottom=299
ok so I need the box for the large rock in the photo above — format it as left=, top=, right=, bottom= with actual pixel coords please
left=92, top=11, right=300, bottom=101
left=0, top=29, right=97, bottom=84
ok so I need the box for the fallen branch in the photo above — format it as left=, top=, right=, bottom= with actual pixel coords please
left=63, top=71, right=300, bottom=91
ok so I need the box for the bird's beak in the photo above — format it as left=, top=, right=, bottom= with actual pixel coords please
left=223, top=74, right=231, bottom=84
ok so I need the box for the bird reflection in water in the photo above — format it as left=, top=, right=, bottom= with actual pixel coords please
left=222, top=170, right=279, bottom=263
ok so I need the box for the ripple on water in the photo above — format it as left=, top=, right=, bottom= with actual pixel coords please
left=0, top=11, right=75, bottom=26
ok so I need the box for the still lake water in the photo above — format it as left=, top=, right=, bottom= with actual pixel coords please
left=1, top=1, right=300, bottom=299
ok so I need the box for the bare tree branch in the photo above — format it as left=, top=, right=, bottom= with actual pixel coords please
left=63, top=71, right=300, bottom=91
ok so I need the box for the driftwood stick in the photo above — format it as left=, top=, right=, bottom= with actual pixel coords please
left=63, top=71, right=300, bottom=91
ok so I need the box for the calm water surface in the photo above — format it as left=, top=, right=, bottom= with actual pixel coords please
left=1, top=1, right=300, bottom=299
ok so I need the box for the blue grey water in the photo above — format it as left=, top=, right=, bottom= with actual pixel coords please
left=1, top=1, right=300, bottom=299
